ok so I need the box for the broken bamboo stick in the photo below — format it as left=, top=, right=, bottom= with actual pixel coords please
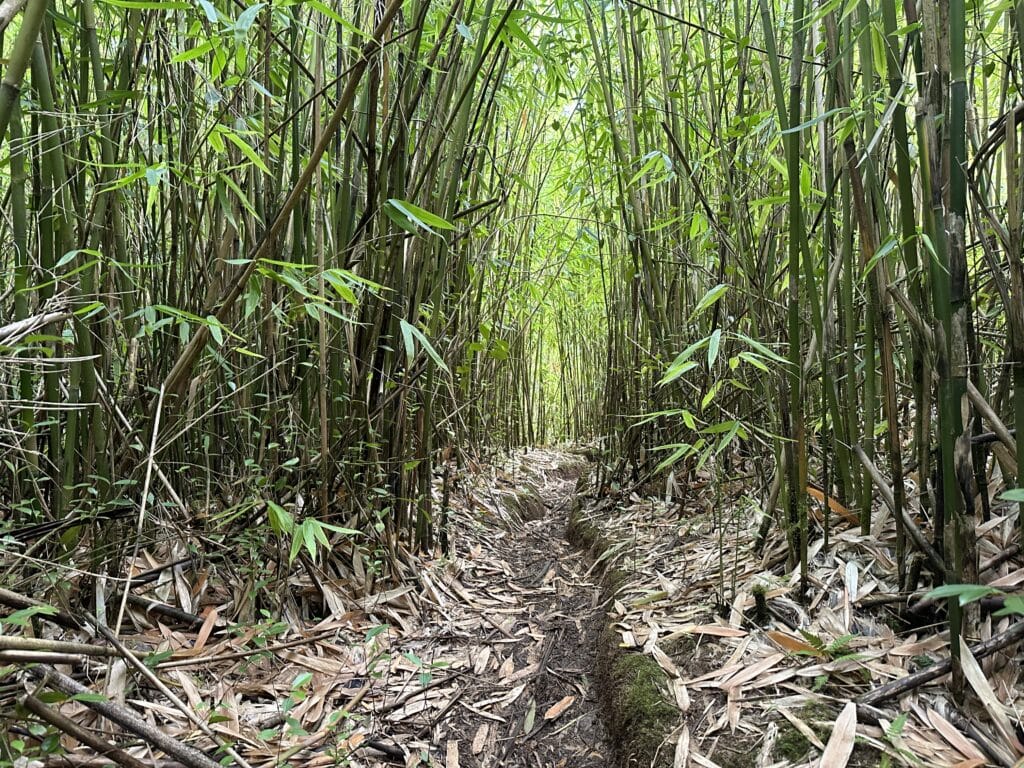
left=859, top=618, right=1024, bottom=706
left=853, top=445, right=945, bottom=575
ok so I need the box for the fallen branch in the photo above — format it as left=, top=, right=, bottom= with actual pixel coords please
left=853, top=445, right=945, bottom=576
left=21, top=694, right=152, bottom=768
left=25, top=666, right=225, bottom=768
left=858, top=619, right=1024, bottom=707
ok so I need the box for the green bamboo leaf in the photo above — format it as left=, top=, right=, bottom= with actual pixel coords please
left=994, top=596, right=1024, bottom=617
left=288, top=522, right=303, bottom=564
left=734, top=332, right=791, bottom=365
left=399, top=319, right=450, bottom=374
left=779, top=107, right=849, bottom=134
left=172, top=40, right=215, bottom=64
left=234, top=3, right=265, bottom=39
left=386, top=198, right=454, bottom=234
left=195, top=0, right=217, bottom=21
left=707, top=328, right=722, bottom=367
left=320, top=522, right=362, bottom=536
left=306, top=0, right=369, bottom=38
left=659, top=359, right=697, bottom=386
left=862, top=235, right=899, bottom=278
left=205, top=315, right=223, bottom=346
left=924, top=583, right=998, bottom=605
left=654, top=443, right=694, bottom=472
left=100, top=0, right=189, bottom=8
left=627, top=151, right=669, bottom=188
left=267, top=500, right=293, bottom=536
left=223, top=130, right=271, bottom=176
left=323, top=271, right=359, bottom=305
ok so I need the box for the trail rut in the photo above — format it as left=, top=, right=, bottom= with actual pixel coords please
left=428, top=448, right=609, bottom=768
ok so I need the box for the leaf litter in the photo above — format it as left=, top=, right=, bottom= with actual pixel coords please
left=1, top=449, right=607, bottom=768
left=571, top=463, right=1024, bottom=767
left=6, top=448, right=1024, bottom=768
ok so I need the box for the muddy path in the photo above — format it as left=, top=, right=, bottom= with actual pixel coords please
left=430, top=448, right=609, bottom=768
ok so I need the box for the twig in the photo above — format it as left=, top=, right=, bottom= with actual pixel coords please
left=858, top=619, right=1024, bottom=707
left=114, top=384, right=164, bottom=637
left=118, top=593, right=204, bottom=628
left=39, top=759, right=186, bottom=768
left=0, top=309, right=70, bottom=345
left=156, top=628, right=340, bottom=669
left=21, top=694, right=152, bottom=768
left=126, top=557, right=194, bottom=589
left=25, top=666, right=224, bottom=768
left=377, top=670, right=467, bottom=715
left=0, top=635, right=116, bottom=657
left=981, top=545, right=1021, bottom=575
left=853, top=445, right=945, bottom=575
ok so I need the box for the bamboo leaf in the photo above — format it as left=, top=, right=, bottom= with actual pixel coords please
left=400, top=319, right=450, bottom=374
left=223, top=130, right=271, bottom=175
left=100, top=0, right=189, bottom=8
left=172, top=40, right=215, bottom=63
left=386, top=198, right=454, bottom=235
left=707, top=328, right=722, bottom=367
left=691, top=283, right=729, bottom=317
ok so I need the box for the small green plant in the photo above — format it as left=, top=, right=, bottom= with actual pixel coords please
left=266, top=500, right=362, bottom=565
left=879, top=712, right=922, bottom=767
left=795, top=630, right=858, bottom=662
left=926, top=581, right=1024, bottom=616
left=0, top=701, right=63, bottom=768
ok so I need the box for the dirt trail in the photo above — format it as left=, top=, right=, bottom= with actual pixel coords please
left=431, top=448, right=609, bottom=768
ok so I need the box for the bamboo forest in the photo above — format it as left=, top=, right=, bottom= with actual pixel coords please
left=2, top=0, right=1024, bottom=764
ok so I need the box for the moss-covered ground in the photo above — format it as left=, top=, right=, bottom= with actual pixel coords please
left=569, top=506, right=678, bottom=767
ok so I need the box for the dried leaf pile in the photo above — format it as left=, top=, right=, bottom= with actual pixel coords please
left=574, top=472, right=1024, bottom=767
left=1, top=449, right=607, bottom=768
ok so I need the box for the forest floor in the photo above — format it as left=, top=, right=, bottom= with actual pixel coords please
left=420, top=448, right=609, bottom=768
left=5, top=448, right=1024, bottom=768
left=1, top=449, right=612, bottom=768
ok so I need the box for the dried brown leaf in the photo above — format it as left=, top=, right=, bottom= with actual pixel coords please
left=766, top=630, right=822, bottom=656
left=471, top=724, right=489, bottom=754
left=816, top=702, right=856, bottom=768
left=543, top=695, right=575, bottom=720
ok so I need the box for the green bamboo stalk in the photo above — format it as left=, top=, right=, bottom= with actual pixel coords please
left=0, top=0, right=47, bottom=148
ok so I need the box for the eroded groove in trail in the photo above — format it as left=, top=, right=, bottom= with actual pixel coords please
left=432, top=448, right=608, bottom=768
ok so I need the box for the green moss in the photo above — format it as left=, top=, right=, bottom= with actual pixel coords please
left=596, top=626, right=677, bottom=767
left=567, top=512, right=615, bottom=561
left=775, top=720, right=813, bottom=762
left=570, top=506, right=674, bottom=766
left=497, top=484, right=546, bottom=522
